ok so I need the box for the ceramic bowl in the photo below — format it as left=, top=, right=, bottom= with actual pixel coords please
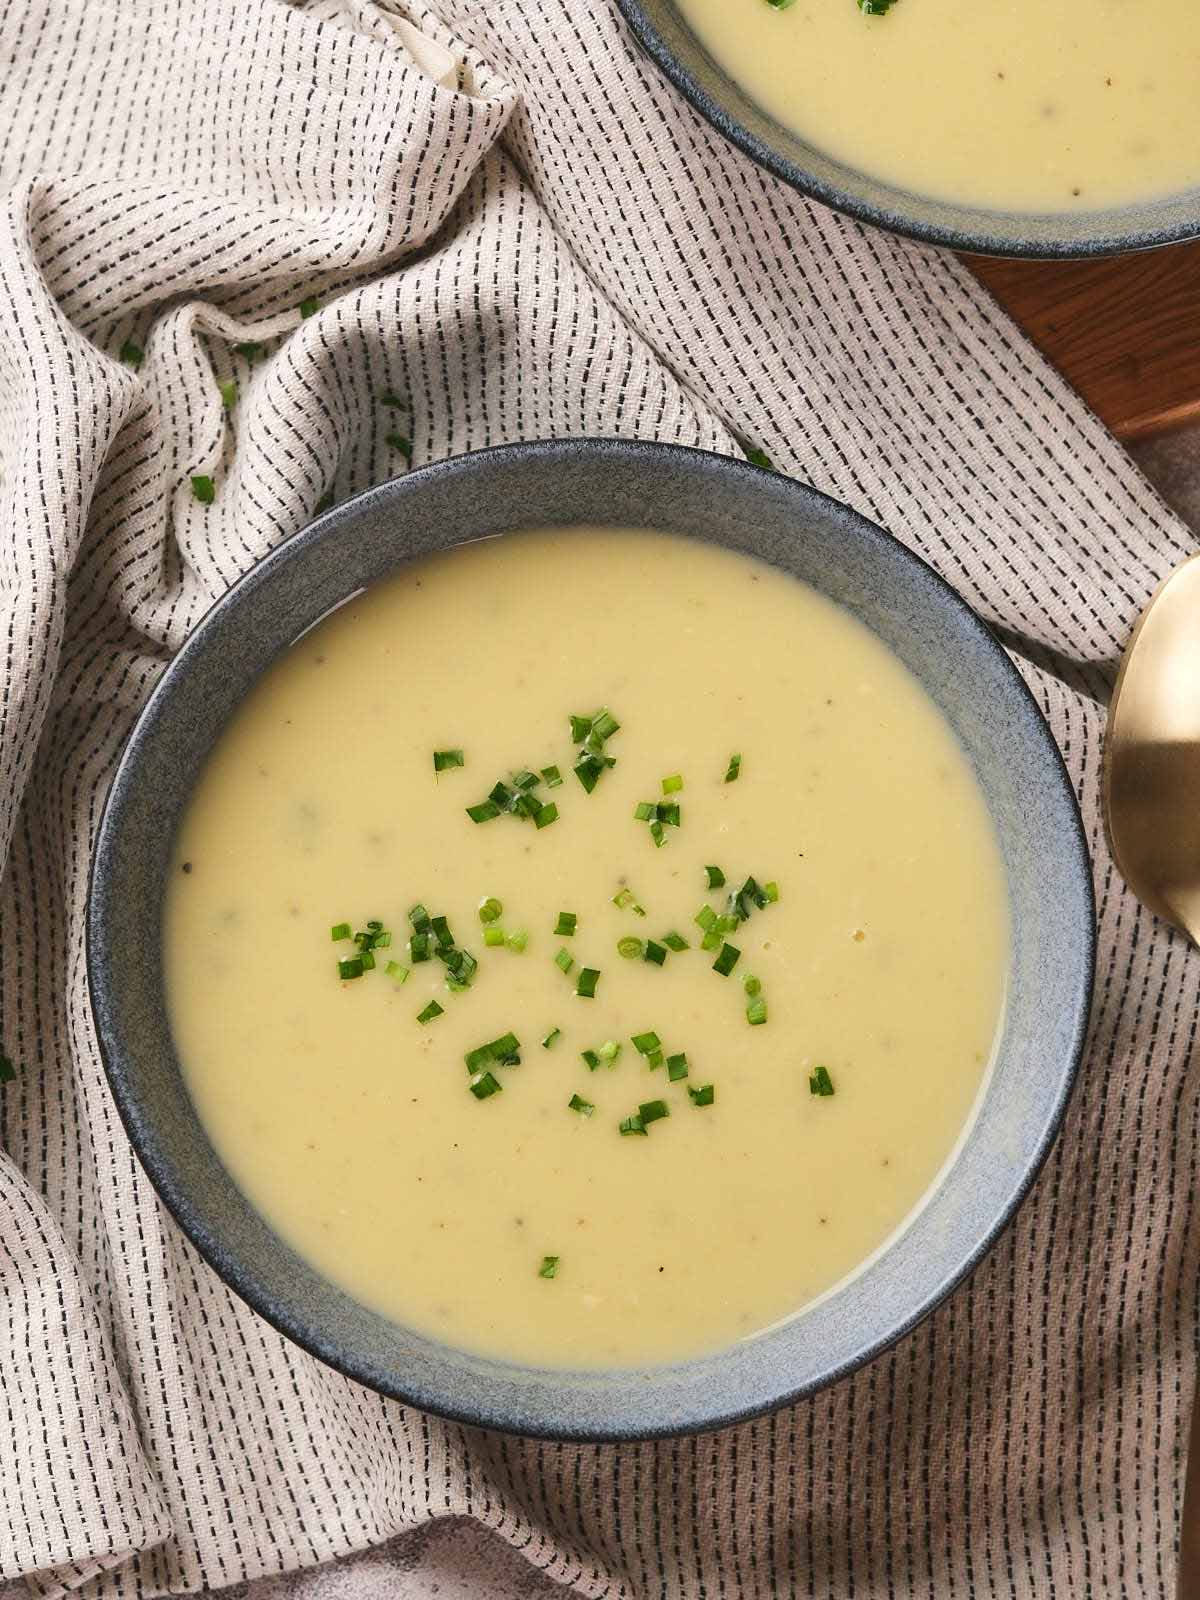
left=88, top=438, right=1094, bottom=1440
left=614, top=0, right=1200, bottom=257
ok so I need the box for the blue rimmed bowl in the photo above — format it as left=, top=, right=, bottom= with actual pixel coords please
left=88, top=439, right=1094, bottom=1440
left=613, top=0, right=1200, bottom=258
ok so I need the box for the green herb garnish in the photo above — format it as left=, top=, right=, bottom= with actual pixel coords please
left=384, top=960, right=410, bottom=983
left=504, top=928, right=528, bottom=953
left=613, top=887, right=647, bottom=916
left=809, top=1065, right=835, bottom=1096
left=235, top=341, right=263, bottom=361
left=688, top=1084, right=715, bottom=1107
left=416, top=999, right=444, bottom=1024
left=745, top=444, right=776, bottom=466
left=632, top=1032, right=661, bottom=1056
left=705, top=865, right=726, bottom=890
left=484, top=926, right=506, bottom=947
left=619, top=1114, right=647, bottom=1136
left=469, top=1069, right=502, bottom=1099
left=538, top=1255, right=560, bottom=1278
left=464, top=1032, right=521, bottom=1070
left=712, top=942, right=741, bottom=976
left=857, top=0, right=897, bottom=13
left=575, top=967, right=600, bottom=999
left=541, top=764, right=563, bottom=788
left=478, top=897, right=503, bottom=924
left=643, top=940, right=667, bottom=966
left=543, top=1028, right=562, bottom=1049
left=746, top=996, right=768, bottom=1026
left=0, top=1053, right=15, bottom=1084
left=337, top=957, right=364, bottom=980
left=219, top=379, right=237, bottom=411
left=554, top=912, right=577, bottom=937
left=299, top=296, right=320, bottom=318
left=190, top=475, right=215, bottom=504
left=568, top=1094, right=594, bottom=1116
left=119, top=340, right=144, bottom=369
left=571, top=708, right=620, bottom=792
left=617, top=936, right=644, bottom=960
left=555, top=948, right=574, bottom=975
left=331, top=922, right=351, bottom=941
left=666, top=1053, right=689, bottom=1082
left=434, top=749, right=465, bottom=772
left=661, top=774, right=683, bottom=794
left=724, top=753, right=742, bottom=783
left=639, top=1099, right=669, bottom=1126
left=661, top=931, right=689, bottom=952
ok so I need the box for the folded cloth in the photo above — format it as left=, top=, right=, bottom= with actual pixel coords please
left=0, top=0, right=1194, bottom=1594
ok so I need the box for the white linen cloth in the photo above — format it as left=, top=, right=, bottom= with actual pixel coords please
left=0, top=0, right=1195, bottom=1594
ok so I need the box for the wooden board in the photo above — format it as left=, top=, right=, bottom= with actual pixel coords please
left=967, top=240, right=1200, bottom=440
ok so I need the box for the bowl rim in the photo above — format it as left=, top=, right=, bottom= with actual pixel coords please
left=87, top=438, right=1096, bottom=1440
left=612, top=0, right=1200, bottom=260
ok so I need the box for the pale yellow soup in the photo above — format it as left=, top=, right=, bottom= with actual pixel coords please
left=674, top=0, right=1200, bottom=211
left=164, top=527, right=1008, bottom=1369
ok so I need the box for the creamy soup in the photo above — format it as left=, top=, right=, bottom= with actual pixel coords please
left=165, top=528, right=1008, bottom=1369
left=674, top=0, right=1200, bottom=211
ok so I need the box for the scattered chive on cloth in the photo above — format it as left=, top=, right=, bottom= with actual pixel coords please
left=0, top=0, right=1195, bottom=1594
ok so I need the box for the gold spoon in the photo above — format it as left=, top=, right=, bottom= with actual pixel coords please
left=1101, top=553, right=1200, bottom=1600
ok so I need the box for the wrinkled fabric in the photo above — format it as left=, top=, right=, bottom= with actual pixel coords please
left=0, top=0, right=1194, bottom=1595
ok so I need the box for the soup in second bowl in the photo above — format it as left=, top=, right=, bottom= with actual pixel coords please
left=163, top=526, right=1008, bottom=1368
left=673, top=0, right=1200, bottom=212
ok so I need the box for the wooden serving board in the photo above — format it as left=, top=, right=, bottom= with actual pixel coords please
left=967, top=240, right=1200, bottom=441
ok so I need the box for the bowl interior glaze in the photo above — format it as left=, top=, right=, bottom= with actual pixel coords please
left=88, top=439, right=1094, bottom=1440
left=614, top=0, right=1200, bottom=258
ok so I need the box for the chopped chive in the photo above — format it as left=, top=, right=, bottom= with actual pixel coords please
left=0, top=1053, right=15, bottom=1084
left=646, top=1050, right=664, bottom=1070
left=744, top=974, right=762, bottom=997
left=384, top=960, right=410, bottom=983
left=712, top=942, right=741, bottom=976
left=409, top=932, right=430, bottom=963
left=574, top=754, right=605, bottom=793
left=656, top=802, right=681, bottom=827
left=380, top=391, right=404, bottom=408
left=469, top=1069, right=502, bottom=1099
left=430, top=915, right=453, bottom=948
left=555, top=948, right=574, bottom=975
left=513, top=769, right=539, bottom=790
left=639, top=1099, right=669, bottom=1126
left=661, top=774, right=683, bottom=794
left=695, top=905, right=717, bottom=932
left=745, top=445, right=775, bottom=468
left=582, top=1049, right=601, bottom=1070
left=633, top=801, right=656, bottom=822
left=725, top=753, right=742, bottom=783
left=810, top=1065, right=835, bottom=1096
left=568, top=1093, right=594, bottom=1116
left=219, top=379, right=237, bottom=411
left=613, top=887, right=647, bottom=916
left=598, top=1039, right=622, bottom=1065
left=119, top=340, right=144, bottom=369
left=478, top=897, right=503, bottom=924
left=465, top=1043, right=494, bottom=1072
left=538, top=1255, right=560, bottom=1278
left=700, top=929, right=722, bottom=952
left=592, top=709, right=619, bottom=740
left=661, top=931, right=689, bottom=952
left=541, top=764, right=563, bottom=788
left=632, top=1032, right=661, bottom=1056
left=299, top=296, right=320, bottom=318
left=649, top=820, right=666, bottom=848
left=330, top=921, right=351, bottom=941
left=190, top=474, right=215, bottom=504
left=554, top=912, right=577, bottom=937
left=688, top=1084, right=715, bottom=1107
left=643, top=940, right=667, bottom=966
left=360, top=949, right=376, bottom=971
left=409, top=904, right=431, bottom=932
left=542, top=1028, right=562, bottom=1049
left=666, top=1053, right=689, bottom=1082
left=466, top=800, right=501, bottom=823
left=764, top=881, right=780, bottom=902
left=569, top=714, right=593, bottom=743
left=388, top=432, right=413, bottom=460
left=619, top=1114, right=647, bottom=1136
left=337, top=957, right=364, bottom=979
left=617, top=936, right=644, bottom=960
left=716, top=913, right=740, bottom=934
left=463, top=1032, right=520, bottom=1068
left=705, top=866, right=726, bottom=890
left=235, top=341, right=264, bottom=361
left=534, top=802, right=559, bottom=829
left=434, top=749, right=465, bottom=772
left=746, top=996, right=768, bottom=1026
left=374, top=931, right=392, bottom=948
left=575, top=968, right=600, bottom=999
left=489, top=781, right=514, bottom=809
left=505, top=929, right=528, bottom=953
left=416, top=1000, right=444, bottom=1024
left=484, top=926, right=506, bottom=947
